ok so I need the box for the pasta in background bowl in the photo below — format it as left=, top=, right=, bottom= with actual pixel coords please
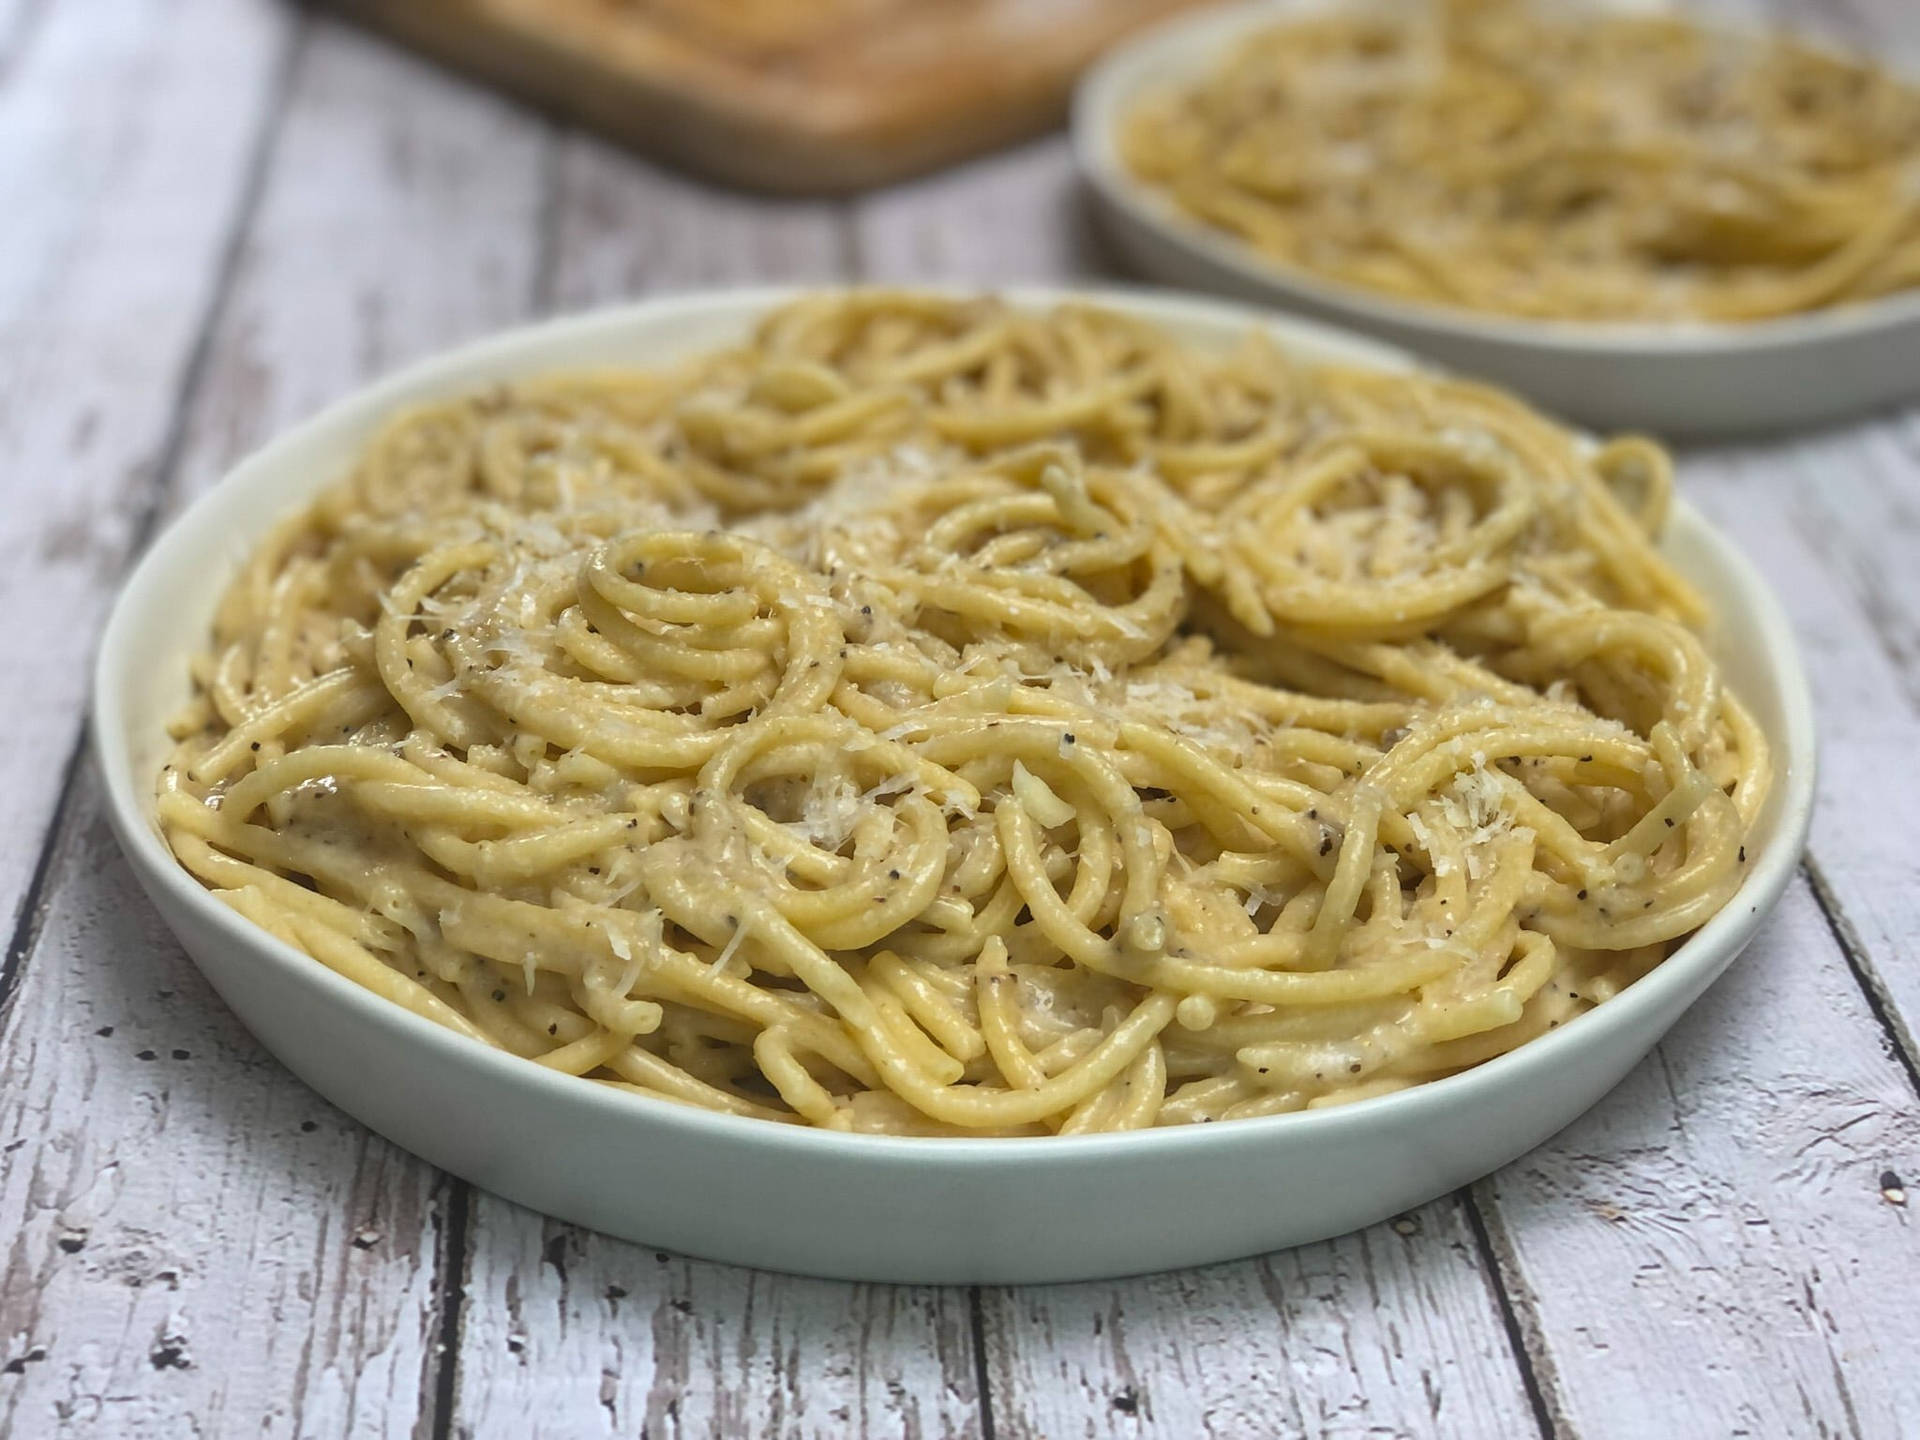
left=94, top=288, right=1813, bottom=1282
left=1120, top=0, right=1920, bottom=324
left=1075, top=0, right=1920, bottom=435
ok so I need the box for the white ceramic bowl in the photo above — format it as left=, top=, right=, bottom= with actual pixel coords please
left=1074, top=0, right=1920, bottom=439
left=93, top=288, right=1814, bottom=1284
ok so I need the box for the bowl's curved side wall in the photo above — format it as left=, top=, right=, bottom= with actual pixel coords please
left=111, top=802, right=1739, bottom=1283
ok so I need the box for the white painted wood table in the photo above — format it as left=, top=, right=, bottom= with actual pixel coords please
left=2, top=1, right=1917, bottom=1435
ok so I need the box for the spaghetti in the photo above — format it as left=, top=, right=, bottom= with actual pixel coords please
left=159, top=293, right=1769, bottom=1134
left=1120, top=0, right=1920, bottom=322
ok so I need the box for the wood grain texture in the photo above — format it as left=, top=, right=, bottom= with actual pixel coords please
left=849, top=58, right=1920, bottom=1437
left=452, top=1216, right=982, bottom=1439
left=323, top=0, right=1203, bottom=194
left=853, top=135, right=1546, bottom=1440
left=170, top=16, right=555, bottom=509
left=982, top=1201, right=1539, bottom=1440
left=1479, top=875, right=1920, bottom=1437
left=545, top=133, right=848, bottom=312
left=0, top=0, right=290, bottom=941
left=448, top=141, right=992, bottom=1440
left=1683, top=430, right=1920, bottom=1075
left=0, top=769, right=447, bottom=1438
left=5, top=0, right=1920, bottom=1434
left=1, top=15, right=555, bottom=1436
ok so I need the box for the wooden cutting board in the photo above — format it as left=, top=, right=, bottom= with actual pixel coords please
left=324, top=0, right=1207, bottom=195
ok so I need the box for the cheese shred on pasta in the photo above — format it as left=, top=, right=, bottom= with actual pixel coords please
left=160, top=292, right=1769, bottom=1134
left=1121, top=0, right=1920, bottom=322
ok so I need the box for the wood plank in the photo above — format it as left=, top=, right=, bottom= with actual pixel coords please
left=862, top=21, right=1920, bottom=1432
left=17, top=10, right=1916, bottom=1434
left=451, top=144, right=991, bottom=1440
left=1413, top=0, right=1920, bottom=1385
left=856, top=119, right=1920, bottom=1433
left=0, top=17, right=554, bottom=1436
left=0, top=769, right=447, bottom=1437
left=545, top=131, right=849, bottom=312
left=853, top=140, right=1544, bottom=1437
left=0, top=0, right=291, bottom=942
left=171, top=17, right=555, bottom=507
left=1675, top=0, right=1920, bottom=1065
left=447, top=142, right=1535, bottom=1439
left=851, top=133, right=1100, bottom=284
left=1478, top=875, right=1920, bottom=1434
left=453, top=1226, right=983, bottom=1438
left=1682, top=431, right=1920, bottom=1071
left=983, top=1202, right=1540, bottom=1440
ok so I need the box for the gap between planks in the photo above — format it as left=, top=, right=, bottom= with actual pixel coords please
left=438, top=129, right=1537, bottom=1440
left=1809, top=859, right=1920, bottom=1100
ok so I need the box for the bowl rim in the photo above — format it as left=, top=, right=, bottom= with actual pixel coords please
left=1071, top=0, right=1920, bottom=357
left=91, top=283, right=1818, bottom=1166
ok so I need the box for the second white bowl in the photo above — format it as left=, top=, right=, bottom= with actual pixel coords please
left=1073, top=0, right=1920, bottom=438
